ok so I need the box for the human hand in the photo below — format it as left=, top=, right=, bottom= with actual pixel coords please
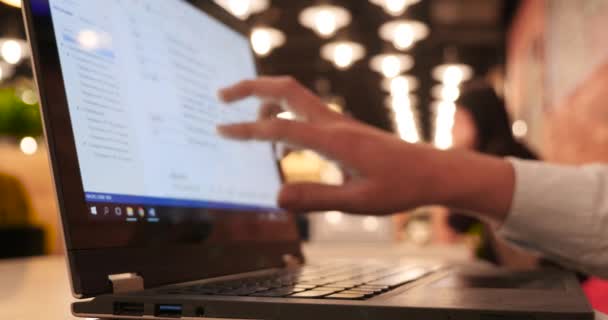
left=217, top=76, right=442, bottom=214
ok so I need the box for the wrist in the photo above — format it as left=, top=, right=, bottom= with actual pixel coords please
left=428, top=149, right=515, bottom=224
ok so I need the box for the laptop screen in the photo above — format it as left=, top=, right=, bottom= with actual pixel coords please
left=47, top=0, right=282, bottom=224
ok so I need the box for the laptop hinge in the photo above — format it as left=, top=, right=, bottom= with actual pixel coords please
left=108, top=273, right=144, bottom=294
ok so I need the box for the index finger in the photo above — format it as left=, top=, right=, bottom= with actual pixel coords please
left=219, top=76, right=335, bottom=123
left=217, top=119, right=351, bottom=165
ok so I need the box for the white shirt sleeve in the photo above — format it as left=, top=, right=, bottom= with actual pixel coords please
left=498, top=158, right=608, bottom=278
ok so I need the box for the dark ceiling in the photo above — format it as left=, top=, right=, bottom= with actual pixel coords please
left=0, top=0, right=520, bottom=139
left=253, top=0, right=519, bottom=139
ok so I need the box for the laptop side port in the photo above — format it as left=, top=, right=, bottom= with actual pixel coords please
left=155, top=304, right=183, bottom=318
left=114, top=302, right=145, bottom=316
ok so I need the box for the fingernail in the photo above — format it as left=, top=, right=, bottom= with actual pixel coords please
left=218, top=89, right=229, bottom=102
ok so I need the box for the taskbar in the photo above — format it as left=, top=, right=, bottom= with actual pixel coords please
left=84, top=192, right=284, bottom=224
left=85, top=192, right=280, bottom=212
left=87, top=202, right=162, bottom=223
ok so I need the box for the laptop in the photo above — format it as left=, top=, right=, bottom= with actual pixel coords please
left=23, top=0, right=594, bottom=319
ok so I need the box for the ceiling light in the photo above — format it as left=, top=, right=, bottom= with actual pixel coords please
left=385, top=95, right=420, bottom=143
left=432, top=84, right=461, bottom=102
left=381, top=75, right=418, bottom=95
left=0, top=39, right=27, bottom=65
left=250, top=26, right=285, bottom=57
left=0, top=0, right=20, bottom=8
left=20, top=137, right=38, bottom=155
left=370, top=53, right=413, bottom=78
left=385, top=93, right=418, bottom=108
left=512, top=120, right=528, bottom=138
left=278, top=102, right=340, bottom=121
left=379, top=20, right=429, bottom=50
left=432, top=63, right=474, bottom=86
left=214, top=0, right=270, bottom=20
left=299, top=4, right=351, bottom=38
left=369, top=0, right=420, bottom=16
left=432, top=101, right=457, bottom=150
left=320, top=40, right=366, bottom=70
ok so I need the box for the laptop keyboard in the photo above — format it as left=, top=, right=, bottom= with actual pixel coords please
left=160, top=262, right=437, bottom=300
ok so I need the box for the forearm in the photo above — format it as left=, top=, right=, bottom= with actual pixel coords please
left=425, top=152, right=608, bottom=277
left=426, top=149, right=515, bottom=224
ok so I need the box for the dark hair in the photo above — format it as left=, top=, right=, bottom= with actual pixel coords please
left=457, top=86, right=537, bottom=160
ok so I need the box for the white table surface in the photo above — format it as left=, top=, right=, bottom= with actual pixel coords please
left=0, top=243, right=605, bottom=320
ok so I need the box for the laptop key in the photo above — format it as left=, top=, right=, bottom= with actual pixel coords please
left=342, top=289, right=377, bottom=297
left=251, top=287, right=307, bottom=297
left=350, top=275, right=383, bottom=282
left=282, top=286, right=308, bottom=293
left=293, top=284, right=317, bottom=289
left=325, top=292, right=368, bottom=300
left=357, top=285, right=389, bottom=291
left=329, top=281, right=364, bottom=287
left=366, top=268, right=429, bottom=287
left=316, top=285, right=351, bottom=290
left=289, top=290, right=337, bottom=298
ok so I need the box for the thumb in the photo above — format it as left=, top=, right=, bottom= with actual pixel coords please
left=278, top=182, right=365, bottom=213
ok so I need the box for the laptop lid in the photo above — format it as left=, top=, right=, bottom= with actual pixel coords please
left=23, top=0, right=302, bottom=298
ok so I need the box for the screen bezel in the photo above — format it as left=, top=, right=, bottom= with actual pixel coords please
left=23, top=0, right=302, bottom=298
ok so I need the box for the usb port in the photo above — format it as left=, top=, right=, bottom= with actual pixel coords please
left=114, top=302, right=144, bottom=316
left=155, top=304, right=182, bottom=318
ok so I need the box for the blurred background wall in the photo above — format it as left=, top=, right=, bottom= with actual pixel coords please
left=508, top=0, right=608, bottom=163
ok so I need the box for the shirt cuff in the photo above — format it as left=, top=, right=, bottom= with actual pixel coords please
left=498, top=158, right=603, bottom=271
